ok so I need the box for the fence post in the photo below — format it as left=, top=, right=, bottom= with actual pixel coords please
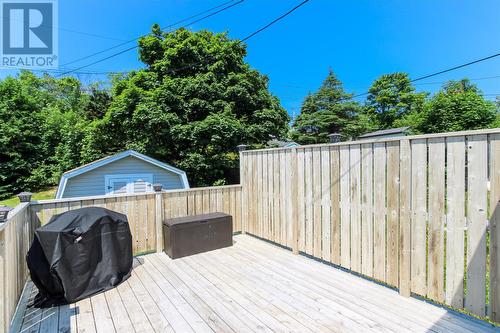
left=238, top=145, right=248, bottom=235
left=291, top=147, right=299, bottom=254
left=399, top=139, right=411, bottom=297
left=490, top=134, right=500, bottom=321
left=155, top=190, right=164, bottom=253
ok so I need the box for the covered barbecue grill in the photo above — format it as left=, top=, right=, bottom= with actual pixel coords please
left=27, top=207, right=133, bottom=307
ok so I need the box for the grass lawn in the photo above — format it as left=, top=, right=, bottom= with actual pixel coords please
left=0, top=187, right=57, bottom=208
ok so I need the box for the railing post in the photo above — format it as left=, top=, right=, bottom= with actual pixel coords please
left=154, top=187, right=164, bottom=253
left=291, top=147, right=299, bottom=254
left=0, top=229, right=5, bottom=332
left=399, top=139, right=411, bottom=297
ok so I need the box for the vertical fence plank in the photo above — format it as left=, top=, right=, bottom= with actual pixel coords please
left=340, top=145, right=351, bottom=269
left=361, top=143, right=374, bottom=277
left=350, top=145, right=362, bottom=273
left=297, top=149, right=306, bottom=252
left=446, top=136, right=466, bottom=308
left=313, top=148, right=323, bottom=258
left=290, top=148, right=299, bottom=253
left=490, top=133, right=500, bottom=322
left=330, top=146, right=341, bottom=265
left=273, top=152, right=281, bottom=245
left=466, top=134, right=488, bottom=316
left=427, top=138, right=445, bottom=302
left=411, top=139, right=428, bottom=296
left=399, top=139, right=411, bottom=296
left=321, top=147, right=331, bottom=262
left=305, top=148, right=314, bottom=255
left=373, top=142, right=386, bottom=281
left=386, top=142, right=400, bottom=287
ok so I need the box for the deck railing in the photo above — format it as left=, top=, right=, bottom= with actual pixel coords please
left=240, top=128, right=500, bottom=323
left=0, top=203, right=37, bottom=332
left=0, top=185, right=242, bottom=332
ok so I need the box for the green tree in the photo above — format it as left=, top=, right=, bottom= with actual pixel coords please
left=290, top=69, right=367, bottom=144
left=82, top=27, right=289, bottom=186
left=365, top=73, right=426, bottom=129
left=416, top=79, right=496, bottom=133
left=0, top=72, right=89, bottom=198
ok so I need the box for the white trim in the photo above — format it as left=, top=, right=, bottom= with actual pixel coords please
left=104, top=173, right=153, bottom=195
left=56, top=150, right=189, bottom=199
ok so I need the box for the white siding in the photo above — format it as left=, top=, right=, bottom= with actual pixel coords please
left=62, top=156, right=185, bottom=198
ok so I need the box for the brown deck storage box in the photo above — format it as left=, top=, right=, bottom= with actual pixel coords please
left=163, top=212, right=233, bottom=259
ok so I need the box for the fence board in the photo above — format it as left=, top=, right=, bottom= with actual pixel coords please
left=340, top=145, right=351, bottom=269
left=411, top=139, right=428, bottom=296
left=373, top=143, right=386, bottom=282
left=466, top=135, right=488, bottom=316
left=386, top=142, right=400, bottom=287
left=321, top=147, right=331, bottom=262
left=428, top=138, right=445, bottom=302
left=445, top=136, right=466, bottom=308
left=490, top=133, right=500, bottom=322
left=330, top=146, right=341, bottom=265
left=361, top=143, right=374, bottom=277
left=350, top=145, right=362, bottom=273
left=313, top=148, right=322, bottom=258
left=305, top=149, right=314, bottom=255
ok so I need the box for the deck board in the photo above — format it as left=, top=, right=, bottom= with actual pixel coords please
left=11, top=235, right=500, bottom=333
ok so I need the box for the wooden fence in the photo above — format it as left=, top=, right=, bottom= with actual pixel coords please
left=0, top=203, right=37, bottom=332
left=31, top=185, right=243, bottom=255
left=240, top=128, right=500, bottom=322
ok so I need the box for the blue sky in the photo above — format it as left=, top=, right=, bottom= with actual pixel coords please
left=2, top=0, right=499, bottom=118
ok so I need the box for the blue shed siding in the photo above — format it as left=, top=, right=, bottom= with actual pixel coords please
left=61, top=156, right=184, bottom=198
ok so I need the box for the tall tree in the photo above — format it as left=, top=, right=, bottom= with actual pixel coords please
left=82, top=27, right=289, bottom=186
left=291, top=69, right=367, bottom=144
left=365, top=73, right=426, bottom=129
left=415, top=79, right=496, bottom=133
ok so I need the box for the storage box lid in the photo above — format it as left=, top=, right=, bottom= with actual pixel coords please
left=163, top=212, right=231, bottom=227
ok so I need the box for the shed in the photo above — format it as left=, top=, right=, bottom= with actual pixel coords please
left=55, top=150, right=189, bottom=199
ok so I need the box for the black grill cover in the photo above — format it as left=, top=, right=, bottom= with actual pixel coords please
left=27, top=207, right=133, bottom=307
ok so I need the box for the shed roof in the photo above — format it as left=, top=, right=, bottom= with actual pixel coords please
left=358, top=127, right=410, bottom=139
left=55, top=150, right=189, bottom=198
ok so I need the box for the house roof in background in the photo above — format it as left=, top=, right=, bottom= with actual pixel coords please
left=55, top=150, right=189, bottom=198
left=358, top=127, right=410, bottom=139
left=267, top=139, right=300, bottom=148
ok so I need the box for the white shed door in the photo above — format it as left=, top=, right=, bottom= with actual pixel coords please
left=106, top=174, right=153, bottom=195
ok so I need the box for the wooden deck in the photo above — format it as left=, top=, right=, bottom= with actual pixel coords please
left=10, top=235, right=500, bottom=333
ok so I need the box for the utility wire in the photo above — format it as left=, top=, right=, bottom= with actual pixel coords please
left=351, top=52, right=500, bottom=99
left=57, top=0, right=244, bottom=77
left=138, top=0, right=312, bottom=76
left=60, top=0, right=239, bottom=67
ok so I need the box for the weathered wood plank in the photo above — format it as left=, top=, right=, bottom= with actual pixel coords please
left=349, top=144, right=362, bottom=273
left=445, top=136, right=466, bottom=308
left=490, top=133, right=500, bottom=322
left=410, top=139, right=428, bottom=296
left=427, top=138, right=445, bottom=302
left=330, top=146, right=341, bottom=265
left=361, top=143, right=374, bottom=277
left=466, top=134, right=488, bottom=316
left=304, top=148, right=314, bottom=255
left=339, top=145, right=351, bottom=269
left=312, top=148, right=322, bottom=258
left=373, top=142, right=386, bottom=282
left=320, top=147, right=331, bottom=262
left=386, top=141, right=400, bottom=287
left=399, top=139, right=411, bottom=297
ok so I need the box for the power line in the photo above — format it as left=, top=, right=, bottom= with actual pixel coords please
left=138, top=0, right=312, bottom=76
left=351, top=52, right=500, bottom=99
left=60, top=0, right=239, bottom=67
left=57, top=0, right=244, bottom=77
left=240, top=0, right=310, bottom=42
